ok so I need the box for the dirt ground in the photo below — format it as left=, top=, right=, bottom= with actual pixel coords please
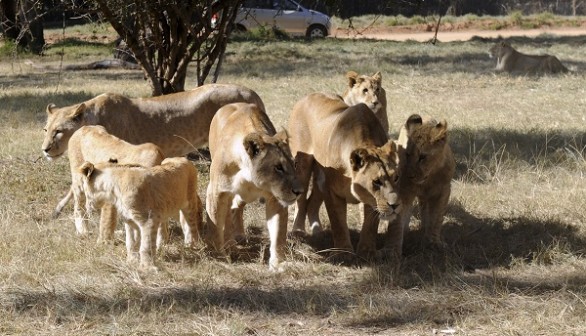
left=333, top=26, right=586, bottom=42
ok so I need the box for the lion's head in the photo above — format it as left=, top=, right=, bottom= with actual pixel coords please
left=42, top=103, right=88, bottom=160
left=401, top=114, right=449, bottom=185
left=243, top=130, right=302, bottom=206
left=489, top=41, right=513, bottom=59
left=343, top=71, right=385, bottom=115
left=349, top=140, right=402, bottom=220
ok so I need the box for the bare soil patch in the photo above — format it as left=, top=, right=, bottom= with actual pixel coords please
left=334, top=26, right=586, bottom=42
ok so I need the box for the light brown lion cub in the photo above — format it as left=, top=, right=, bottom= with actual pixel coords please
left=391, top=114, right=455, bottom=249
left=78, top=157, right=203, bottom=270
left=206, top=102, right=302, bottom=271
left=489, top=41, right=569, bottom=75
left=56, top=125, right=165, bottom=242
left=343, top=71, right=388, bottom=133
left=288, top=93, right=402, bottom=261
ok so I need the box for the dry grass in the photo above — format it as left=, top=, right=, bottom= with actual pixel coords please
left=1, top=26, right=586, bottom=335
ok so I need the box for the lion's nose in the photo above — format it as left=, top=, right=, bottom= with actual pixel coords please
left=388, top=202, right=400, bottom=212
left=292, top=186, right=304, bottom=197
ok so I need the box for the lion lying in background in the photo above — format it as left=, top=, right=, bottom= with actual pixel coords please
left=489, top=41, right=569, bottom=75
left=78, top=157, right=203, bottom=270
left=57, top=125, right=165, bottom=242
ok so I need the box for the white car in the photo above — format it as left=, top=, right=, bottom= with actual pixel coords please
left=234, top=0, right=332, bottom=38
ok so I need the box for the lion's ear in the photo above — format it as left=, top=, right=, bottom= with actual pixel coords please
left=350, top=148, right=369, bottom=171
left=274, top=129, right=290, bottom=144
left=432, top=120, right=448, bottom=144
left=78, top=162, right=95, bottom=178
left=381, top=139, right=397, bottom=155
left=346, top=71, right=358, bottom=87
left=405, top=114, right=423, bottom=131
left=372, top=71, right=382, bottom=85
left=244, top=133, right=265, bottom=158
left=69, top=103, right=86, bottom=121
left=46, top=103, right=57, bottom=115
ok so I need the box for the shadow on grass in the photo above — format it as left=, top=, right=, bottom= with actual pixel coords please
left=450, top=127, right=586, bottom=181
left=0, top=91, right=96, bottom=125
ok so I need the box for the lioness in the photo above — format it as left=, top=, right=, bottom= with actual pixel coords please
left=288, top=93, right=402, bottom=261
left=294, top=71, right=389, bottom=235
left=392, top=114, right=455, bottom=249
left=56, top=125, right=165, bottom=242
left=206, top=103, right=302, bottom=271
left=343, top=71, right=388, bottom=133
left=488, top=41, right=569, bottom=75
left=78, top=157, right=203, bottom=270
left=41, top=83, right=265, bottom=160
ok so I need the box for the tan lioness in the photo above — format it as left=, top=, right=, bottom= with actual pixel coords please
left=206, top=102, right=302, bottom=271
left=59, top=125, right=165, bottom=242
left=78, top=157, right=203, bottom=270
left=343, top=71, right=388, bottom=133
left=41, top=83, right=266, bottom=160
left=488, top=41, right=569, bottom=75
left=288, top=93, right=402, bottom=261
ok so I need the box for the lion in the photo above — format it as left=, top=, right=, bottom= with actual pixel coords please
left=41, top=83, right=266, bottom=160
left=78, top=157, right=203, bottom=270
left=390, top=114, right=455, bottom=250
left=343, top=71, right=389, bottom=133
left=206, top=102, right=302, bottom=271
left=488, top=41, right=569, bottom=75
left=55, top=125, right=165, bottom=243
left=288, top=92, right=402, bottom=261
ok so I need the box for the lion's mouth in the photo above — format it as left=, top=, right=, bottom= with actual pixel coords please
left=43, top=152, right=64, bottom=160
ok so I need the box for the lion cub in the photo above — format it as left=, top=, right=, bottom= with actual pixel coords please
left=206, top=102, right=302, bottom=271
left=392, top=114, right=455, bottom=249
left=78, top=157, right=203, bottom=270
left=59, top=125, right=165, bottom=242
left=343, top=71, right=388, bottom=133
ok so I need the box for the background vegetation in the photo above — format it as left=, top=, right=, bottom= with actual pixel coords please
left=1, top=19, right=586, bottom=335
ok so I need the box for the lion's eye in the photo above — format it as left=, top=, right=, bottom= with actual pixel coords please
left=373, top=178, right=383, bottom=189
left=43, top=128, right=47, bottom=132
left=362, top=88, right=368, bottom=94
left=275, top=164, right=284, bottom=174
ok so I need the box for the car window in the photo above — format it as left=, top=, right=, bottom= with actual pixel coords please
left=274, top=0, right=298, bottom=10
left=243, top=0, right=272, bottom=9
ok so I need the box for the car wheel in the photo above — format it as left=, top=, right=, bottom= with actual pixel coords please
left=306, top=25, right=327, bottom=38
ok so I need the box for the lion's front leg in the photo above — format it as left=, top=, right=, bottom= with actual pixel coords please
left=180, top=193, right=203, bottom=247
left=226, top=197, right=246, bottom=244
left=419, top=188, right=450, bottom=248
left=97, top=203, right=118, bottom=243
left=323, top=192, right=353, bottom=262
left=292, top=152, right=315, bottom=234
left=72, top=188, right=90, bottom=236
left=124, top=220, right=140, bottom=263
left=356, top=203, right=380, bottom=261
left=265, top=196, right=288, bottom=271
left=205, top=184, right=232, bottom=252
left=138, top=217, right=159, bottom=271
